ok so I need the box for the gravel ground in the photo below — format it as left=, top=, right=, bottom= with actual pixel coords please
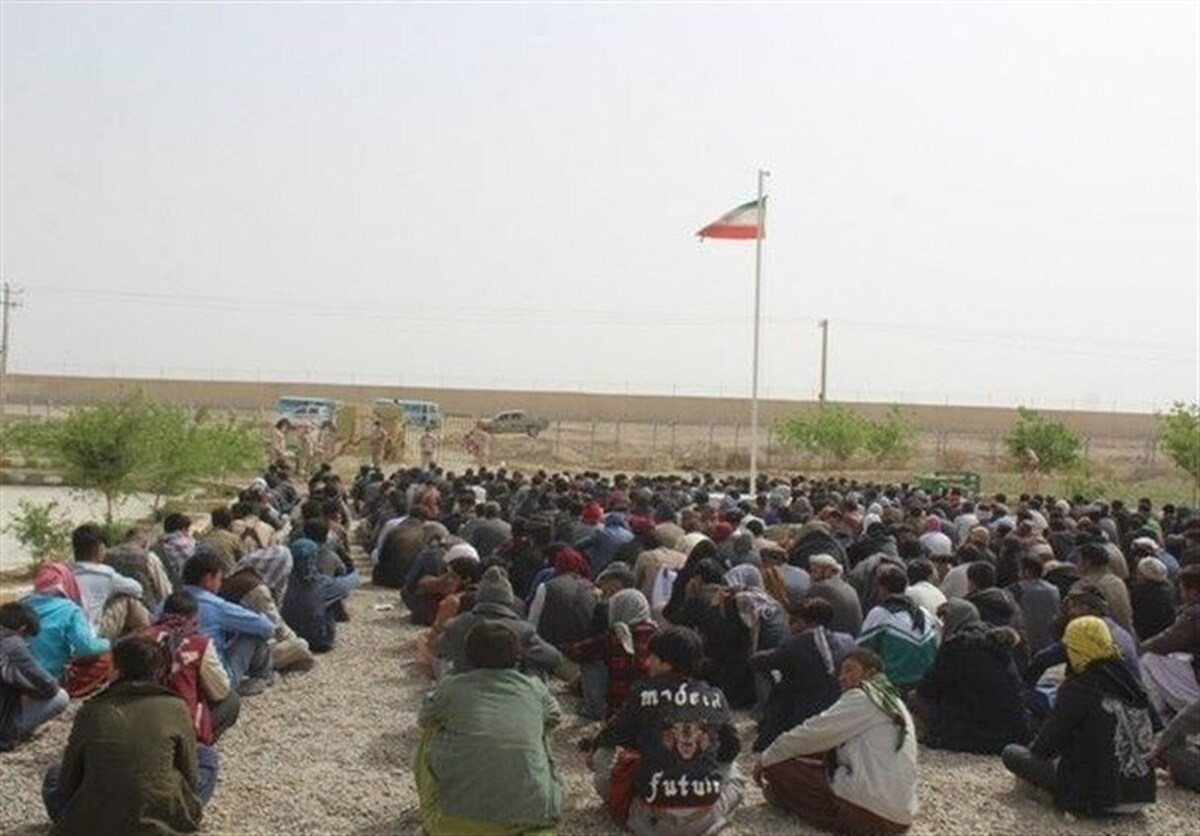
left=2, top=582, right=1199, bottom=836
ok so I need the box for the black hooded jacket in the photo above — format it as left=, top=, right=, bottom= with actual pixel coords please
left=1031, top=658, right=1156, bottom=815
left=917, top=625, right=1030, bottom=754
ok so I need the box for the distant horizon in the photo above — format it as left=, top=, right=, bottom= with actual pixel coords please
left=3, top=368, right=1179, bottom=417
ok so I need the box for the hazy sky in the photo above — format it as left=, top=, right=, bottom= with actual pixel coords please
left=2, top=2, right=1197, bottom=413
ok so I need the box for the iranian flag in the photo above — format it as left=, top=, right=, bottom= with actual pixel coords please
left=696, top=197, right=766, bottom=240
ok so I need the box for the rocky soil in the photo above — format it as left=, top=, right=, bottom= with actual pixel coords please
left=2, top=583, right=1198, bottom=835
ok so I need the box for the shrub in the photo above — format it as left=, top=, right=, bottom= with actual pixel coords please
left=1004, top=407, right=1082, bottom=473
left=1158, top=402, right=1200, bottom=493
left=3, top=499, right=74, bottom=564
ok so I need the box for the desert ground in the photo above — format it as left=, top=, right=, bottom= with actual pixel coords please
left=2, top=579, right=1198, bottom=836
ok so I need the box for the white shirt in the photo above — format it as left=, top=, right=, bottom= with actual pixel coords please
left=72, top=561, right=143, bottom=629
left=761, top=688, right=919, bottom=825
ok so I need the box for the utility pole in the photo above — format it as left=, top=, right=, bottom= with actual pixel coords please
left=818, top=318, right=829, bottom=402
left=0, top=282, right=23, bottom=414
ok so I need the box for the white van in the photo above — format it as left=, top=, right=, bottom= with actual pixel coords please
left=374, top=398, right=442, bottom=429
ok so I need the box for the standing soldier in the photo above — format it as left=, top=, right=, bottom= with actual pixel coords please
left=270, top=418, right=291, bottom=468
left=319, top=420, right=339, bottom=463
left=369, top=420, right=387, bottom=468
left=419, top=425, right=439, bottom=470
left=299, top=422, right=320, bottom=478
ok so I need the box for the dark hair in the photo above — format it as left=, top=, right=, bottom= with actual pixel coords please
left=1181, top=564, right=1200, bottom=594
left=967, top=561, right=997, bottom=590
left=302, top=519, right=329, bottom=544
left=790, top=597, right=834, bottom=627
left=210, top=507, right=233, bottom=529
left=231, top=501, right=256, bottom=518
left=1079, top=542, right=1110, bottom=569
left=112, top=634, right=170, bottom=683
left=841, top=647, right=883, bottom=676
left=0, top=601, right=39, bottom=635
left=182, top=552, right=223, bottom=586
left=71, top=523, right=106, bottom=559
left=163, top=513, right=191, bottom=534
left=161, top=590, right=198, bottom=617
left=1018, top=553, right=1045, bottom=578
left=647, top=626, right=703, bottom=675
left=464, top=621, right=520, bottom=670
left=907, top=558, right=935, bottom=585
left=876, top=565, right=907, bottom=595
left=300, top=499, right=323, bottom=521
left=448, top=557, right=484, bottom=584
left=693, top=558, right=726, bottom=586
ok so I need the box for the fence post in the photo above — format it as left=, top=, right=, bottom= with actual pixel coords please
left=1082, top=435, right=1092, bottom=465
left=766, top=426, right=773, bottom=468
left=651, top=421, right=658, bottom=454
left=669, top=422, right=676, bottom=459
left=554, top=420, right=562, bottom=460
left=734, top=423, right=741, bottom=452
left=589, top=419, right=597, bottom=461
left=707, top=424, right=715, bottom=465
left=988, top=433, right=998, bottom=467
left=615, top=417, right=623, bottom=453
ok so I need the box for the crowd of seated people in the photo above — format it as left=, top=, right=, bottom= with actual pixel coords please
left=1, top=460, right=360, bottom=833
left=373, top=464, right=1200, bottom=834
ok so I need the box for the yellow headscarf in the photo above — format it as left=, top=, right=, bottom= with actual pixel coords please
left=1064, top=615, right=1119, bottom=672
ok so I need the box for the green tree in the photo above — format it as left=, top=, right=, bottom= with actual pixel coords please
left=778, top=404, right=870, bottom=464
left=864, top=406, right=916, bottom=465
left=1, top=396, right=263, bottom=521
left=1004, top=407, right=1082, bottom=473
left=1158, top=401, right=1200, bottom=494
left=2, top=398, right=150, bottom=522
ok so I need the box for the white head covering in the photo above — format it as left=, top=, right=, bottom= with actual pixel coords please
left=444, top=542, right=480, bottom=563
left=808, top=553, right=842, bottom=575
left=608, top=589, right=653, bottom=655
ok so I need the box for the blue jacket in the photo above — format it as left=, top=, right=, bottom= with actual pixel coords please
left=183, top=584, right=273, bottom=675
left=21, top=594, right=110, bottom=680
left=576, top=515, right=634, bottom=575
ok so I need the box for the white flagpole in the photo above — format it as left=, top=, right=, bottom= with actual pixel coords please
left=749, top=168, right=769, bottom=494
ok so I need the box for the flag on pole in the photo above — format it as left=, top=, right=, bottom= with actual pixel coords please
left=696, top=197, right=766, bottom=240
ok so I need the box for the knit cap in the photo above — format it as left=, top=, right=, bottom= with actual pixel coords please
left=475, top=566, right=516, bottom=608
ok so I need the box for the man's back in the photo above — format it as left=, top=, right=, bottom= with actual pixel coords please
left=1010, top=579, right=1060, bottom=653
left=808, top=578, right=863, bottom=636
left=54, top=681, right=202, bottom=835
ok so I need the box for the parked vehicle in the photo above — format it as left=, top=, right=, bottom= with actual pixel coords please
left=277, top=396, right=339, bottom=424
left=374, top=398, right=443, bottom=429
left=479, top=410, right=549, bottom=438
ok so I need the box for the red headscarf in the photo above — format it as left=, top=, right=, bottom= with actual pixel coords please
left=33, top=562, right=82, bottom=604
left=552, top=546, right=591, bottom=578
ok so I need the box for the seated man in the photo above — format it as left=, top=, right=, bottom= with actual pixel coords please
left=416, top=622, right=564, bottom=836
left=1153, top=699, right=1200, bottom=792
left=0, top=602, right=69, bottom=751
left=586, top=626, right=743, bottom=836
left=181, top=552, right=276, bottom=696
left=750, top=598, right=856, bottom=752
left=42, top=635, right=216, bottom=834
left=755, top=648, right=917, bottom=836
left=914, top=600, right=1030, bottom=754
left=143, top=591, right=240, bottom=744
left=856, top=565, right=938, bottom=690
left=21, top=563, right=111, bottom=698
left=280, top=538, right=359, bottom=653
left=1003, top=616, right=1156, bottom=816
left=1140, top=564, right=1200, bottom=718
left=437, top=566, right=563, bottom=680
left=70, top=523, right=149, bottom=640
